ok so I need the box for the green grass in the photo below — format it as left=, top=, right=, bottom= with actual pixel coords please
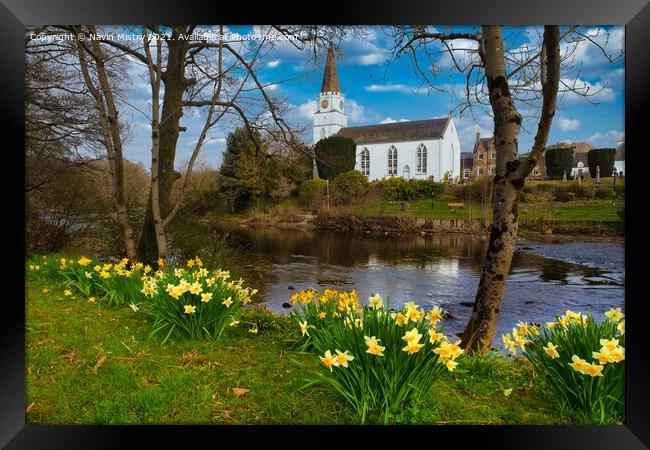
left=344, top=199, right=622, bottom=222
left=26, top=275, right=572, bottom=425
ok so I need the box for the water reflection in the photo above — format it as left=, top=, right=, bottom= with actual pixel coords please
left=218, top=226, right=624, bottom=347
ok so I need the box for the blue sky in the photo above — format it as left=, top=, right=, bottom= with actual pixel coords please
left=117, top=25, right=624, bottom=170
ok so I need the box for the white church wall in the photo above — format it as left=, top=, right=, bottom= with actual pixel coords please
left=354, top=138, right=447, bottom=181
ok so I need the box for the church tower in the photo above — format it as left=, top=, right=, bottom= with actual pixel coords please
left=313, top=46, right=347, bottom=144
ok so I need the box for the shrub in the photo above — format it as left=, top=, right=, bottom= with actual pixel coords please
left=314, top=136, right=356, bottom=180
left=454, top=178, right=493, bottom=203
left=545, top=148, right=575, bottom=179
left=331, top=170, right=369, bottom=205
left=376, top=177, right=414, bottom=201
left=290, top=289, right=458, bottom=423
left=587, top=148, right=616, bottom=178
left=141, top=257, right=257, bottom=342
left=297, top=178, right=328, bottom=210
left=502, top=308, right=625, bottom=424
left=595, top=187, right=613, bottom=200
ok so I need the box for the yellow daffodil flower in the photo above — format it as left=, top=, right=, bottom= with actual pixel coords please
left=248, top=325, right=258, bottom=334
left=129, top=303, right=139, bottom=312
left=569, top=355, right=589, bottom=374
left=428, top=328, right=445, bottom=344
left=189, top=282, right=202, bottom=295
left=368, top=293, right=383, bottom=310
left=605, top=307, right=624, bottom=323
left=334, top=350, right=354, bottom=367
left=445, top=359, right=459, bottom=371
left=78, top=257, right=91, bottom=266
left=543, top=342, right=560, bottom=359
left=320, top=350, right=335, bottom=372
left=402, top=328, right=423, bottom=344
left=426, top=305, right=443, bottom=324
left=584, top=363, right=604, bottom=377
left=64, top=290, right=72, bottom=296
left=395, top=313, right=408, bottom=326
left=201, top=293, right=212, bottom=303
left=186, top=259, right=195, bottom=268
left=617, top=321, right=625, bottom=335
left=222, top=297, right=233, bottom=308
left=300, top=321, right=309, bottom=336
left=402, top=340, right=424, bottom=355
left=599, top=338, right=619, bottom=353
left=318, top=311, right=327, bottom=320
left=184, top=304, right=197, bottom=315
left=592, top=350, right=611, bottom=365
left=87, top=297, right=96, bottom=303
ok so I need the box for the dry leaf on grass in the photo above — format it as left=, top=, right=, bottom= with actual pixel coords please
left=231, top=387, right=250, bottom=397
left=92, top=356, right=107, bottom=374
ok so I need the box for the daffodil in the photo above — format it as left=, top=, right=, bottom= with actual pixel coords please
left=222, top=297, right=233, bottom=307
left=445, top=359, right=459, bottom=371
left=157, top=257, right=166, bottom=268
left=569, top=355, right=589, bottom=374
left=543, top=342, right=560, bottom=359
left=605, top=307, right=624, bottom=323
left=428, top=328, right=445, bottom=344
left=129, top=303, right=139, bottom=312
left=318, top=311, right=327, bottom=320
left=300, top=321, right=309, bottom=337
left=100, top=271, right=110, bottom=280
left=606, top=346, right=625, bottom=363
left=189, top=281, right=202, bottom=295
left=364, top=336, right=385, bottom=356
left=426, top=305, right=443, bottom=324
left=320, top=350, right=335, bottom=372
left=229, top=319, right=240, bottom=327
left=592, top=350, right=611, bottom=365
left=395, top=313, right=408, bottom=326
left=78, top=257, right=91, bottom=266
left=402, top=340, right=424, bottom=355
left=85, top=271, right=93, bottom=279
left=402, top=328, right=423, bottom=344
left=64, top=290, right=72, bottom=297
left=183, top=304, right=197, bottom=315
left=368, top=293, right=383, bottom=310
left=201, top=293, right=213, bottom=303
left=334, top=350, right=354, bottom=367
left=87, top=297, right=96, bottom=303
left=93, top=265, right=102, bottom=272
left=599, top=338, right=619, bottom=353
left=617, top=321, right=625, bottom=335
left=248, top=325, right=258, bottom=334
left=584, top=363, right=604, bottom=377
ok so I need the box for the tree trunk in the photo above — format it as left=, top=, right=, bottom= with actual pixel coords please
left=460, top=25, right=560, bottom=354
left=76, top=26, right=137, bottom=260
left=460, top=25, right=523, bottom=354
left=137, top=27, right=190, bottom=263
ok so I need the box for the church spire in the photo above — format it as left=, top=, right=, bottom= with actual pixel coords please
left=320, top=46, right=341, bottom=93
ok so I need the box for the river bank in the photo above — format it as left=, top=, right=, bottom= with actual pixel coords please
left=215, top=211, right=624, bottom=242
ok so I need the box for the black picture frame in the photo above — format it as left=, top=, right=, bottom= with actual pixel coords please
left=3, top=0, right=649, bottom=447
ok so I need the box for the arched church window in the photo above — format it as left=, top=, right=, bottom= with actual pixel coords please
left=361, top=148, right=370, bottom=176
left=388, top=146, right=397, bottom=176
left=320, top=128, right=325, bottom=139
left=416, top=143, right=427, bottom=174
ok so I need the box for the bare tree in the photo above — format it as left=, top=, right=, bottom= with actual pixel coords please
left=392, top=25, right=622, bottom=354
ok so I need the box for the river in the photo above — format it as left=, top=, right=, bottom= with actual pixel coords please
left=218, top=227, right=624, bottom=347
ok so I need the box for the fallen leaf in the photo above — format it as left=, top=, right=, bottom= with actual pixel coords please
left=232, top=387, right=250, bottom=397
left=93, top=356, right=107, bottom=374
left=26, top=402, right=35, bottom=413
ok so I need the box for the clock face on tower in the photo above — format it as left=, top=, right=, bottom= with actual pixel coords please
left=321, top=99, right=329, bottom=109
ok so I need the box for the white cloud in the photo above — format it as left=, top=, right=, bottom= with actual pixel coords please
left=436, top=39, right=480, bottom=71
left=364, top=83, right=432, bottom=95
left=560, top=77, right=615, bottom=103
left=346, top=99, right=367, bottom=123
left=589, top=130, right=623, bottom=144
left=558, top=117, right=581, bottom=131
left=295, top=99, right=317, bottom=120
left=380, top=117, right=409, bottom=124
left=560, top=27, right=624, bottom=69
left=267, top=59, right=281, bottom=68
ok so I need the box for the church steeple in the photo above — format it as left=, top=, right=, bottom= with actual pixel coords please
left=313, top=45, right=347, bottom=144
left=320, top=46, right=341, bottom=93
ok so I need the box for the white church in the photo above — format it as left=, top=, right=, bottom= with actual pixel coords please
left=313, top=47, right=461, bottom=182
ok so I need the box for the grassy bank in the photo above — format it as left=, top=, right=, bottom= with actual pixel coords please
left=343, top=199, right=622, bottom=222
left=26, top=275, right=570, bottom=425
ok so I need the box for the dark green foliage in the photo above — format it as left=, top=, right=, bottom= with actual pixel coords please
left=331, top=170, right=369, bottom=205
left=314, top=136, right=356, bottom=180
left=375, top=177, right=444, bottom=201
left=218, top=128, right=278, bottom=213
left=587, top=148, right=616, bottom=178
left=545, top=148, right=575, bottom=179
left=297, top=178, right=328, bottom=210
left=551, top=182, right=595, bottom=202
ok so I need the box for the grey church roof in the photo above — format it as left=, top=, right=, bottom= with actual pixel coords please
left=615, top=142, right=625, bottom=161
left=336, top=118, right=450, bottom=145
